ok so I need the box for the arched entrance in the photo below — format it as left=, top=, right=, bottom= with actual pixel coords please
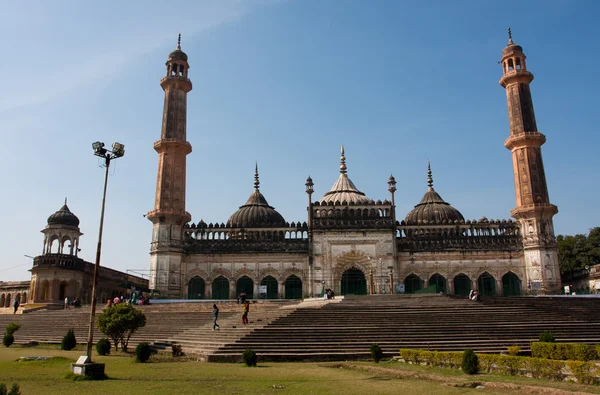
left=5, top=294, right=11, bottom=308
left=187, top=276, right=205, bottom=299
left=453, top=274, right=471, bottom=296
left=404, top=274, right=422, bottom=294
left=236, top=276, right=254, bottom=300
left=502, top=272, right=521, bottom=296
left=260, top=276, right=278, bottom=299
left=40, top=280, right=50, bottom=301
left=478, top=272, right=496, bottom=296
left=212, top=276, right=230, bottom=300
left=284, top=275, right=303, bottom=299
left=341, top=268, right=367, bottom=295
left=0, top=294, right=4, bottom=308
left=428, top=273, right=447, bottom=294
left=59, top=281, right=68, bottom=300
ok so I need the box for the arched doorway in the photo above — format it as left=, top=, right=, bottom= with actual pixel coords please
left=404, top=274, right=422, bottom=294
left=212, top=276, right=230, bottom=300
left=453, top=274, right=471, bottom=296
left=260, top=276, right=278, bottom=299
left=5, top=294, right=11, bottom=308
left=59, top=281, right=68, bottom=300
left=428, top=273, right=447, bottom=294
left=40, top=280, right=50, bottom=301
left=478, top=272, right=496, bottom=296
left=284, top=275, right=303, bottom=299
left=236, top=276, right=254, bottom=300
left=188, top=276, right=205, bottom=299
left=0, top=294, right=4, bottom=308
left=341, top=268, right=367, bottom=295
left=502, top=272, right=521, bottom=296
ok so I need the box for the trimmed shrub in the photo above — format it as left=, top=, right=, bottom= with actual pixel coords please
left=461, top=349, right=478, bottom=375
left=242, top=348, right=257, bottom=367
left=135, top=342, right=153, bottom=363
left=5, top=323, right=21, bottom=336
left=531, top=342, right=597, bottom=361
left=567, top=361, right=598, bottom=385
left=96, top=339, right=111, bottom=356
left=7, top=384, right=20, bottom=395
left=370, top=344, right=383, bottom=363
left=2, top=334, right=14, bottom=348
left=61, top=329, right=77, bottom=351
left=172, top=344, right=184, bottom=357
left=498, top=355, right=522, bottom=376
left=507, top=345, right=521, bottom=356
left=97, top=303, right=146, bottom=351
left=539, top=332, right=555, bottom=343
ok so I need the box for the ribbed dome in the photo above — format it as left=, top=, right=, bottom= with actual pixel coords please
left=318, top=145, right=371, bottom=205
left=47, top=202, right=80, bottom=227
left=404, top=163, right=464, bottom=225
left=226, top=165, right=286, bottom=228
left=502, top=28, right=523, bottom=57
left=168, top=34, right=188, bottom=62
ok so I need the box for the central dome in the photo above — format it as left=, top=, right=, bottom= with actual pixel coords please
left=227, top=165, right=286, bottom=228
left=47, top=201, right=80, bottom=227
left=404, top=163, right=464, bottom=225
left=318, top=146, right=372, bottom=205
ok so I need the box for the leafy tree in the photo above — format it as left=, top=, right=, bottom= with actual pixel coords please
left=97, top=304, right=146, bottom=351
left=557, top=227, right=600, bottom=274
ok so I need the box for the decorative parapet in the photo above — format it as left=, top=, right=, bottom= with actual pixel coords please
left=33, top=254, right=86, bottom=270
left=397, top=218, right=522, bottom=252
left=311, top=200, right=394, bottom=230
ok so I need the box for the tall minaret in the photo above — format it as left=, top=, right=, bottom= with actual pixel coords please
left=147, top=34, right=192, bottom=296
left=499, top=28, right=561, bottom=293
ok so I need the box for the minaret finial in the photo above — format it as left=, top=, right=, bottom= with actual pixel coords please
left=254, top=162, right=260, bottom=189
left=340, top=145, right=347, bottom=174
left=508, top=27, right=513, bottom=45
left=177, top=33, right=181, bottom=50
left=427, top=160, right=434, bottom=190
left=64, top=197, right=67, bottom=206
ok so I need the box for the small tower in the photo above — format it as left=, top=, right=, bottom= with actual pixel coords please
left=42, top=199, right=83, bottom=256
left=146, top=34, right=193, bottom=296
left=499, top=29, right=560, bottom=293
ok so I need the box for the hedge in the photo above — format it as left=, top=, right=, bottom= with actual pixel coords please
left=531, top=342, right=598, bottom=361
left=398, top=348, right=599, bottom=384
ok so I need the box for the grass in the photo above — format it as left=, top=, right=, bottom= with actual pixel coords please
left=0, top=346, right=599, bottom=395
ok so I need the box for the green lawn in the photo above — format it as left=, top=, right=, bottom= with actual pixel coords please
left=0, top=347, right=598, bottom=395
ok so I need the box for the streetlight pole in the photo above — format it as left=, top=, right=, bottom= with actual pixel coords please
left=85, top=141, right=125, bottom=360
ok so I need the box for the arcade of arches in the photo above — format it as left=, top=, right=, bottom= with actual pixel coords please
left=186, top=274, right=305, bottom=299
left=400, top=271, right=522, bottom=296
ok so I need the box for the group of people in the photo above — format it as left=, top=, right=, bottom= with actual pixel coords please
left=468, top=289, right=481, bottom=302
left=106, top=292, right=150, bottom=307
left=63, top=296, right=81, bottom=309
left=324, top=288, right=335, bottom=300
left=211, top=294, right=251, bottom=331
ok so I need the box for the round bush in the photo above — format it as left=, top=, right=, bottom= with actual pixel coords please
left=3, top=333, right=14, bottom=347
left=242, top=348, right=257, bottom=367
left=61, top=329, right=77, bottom=351
left=461, top=349, right=479, bottom=375
left=539, top=332, right=555, bottom=343
left=96, top=338, right=111, bottom=356
left=370, top=344, right=383, bottom=363
left=135, top=342, right=153, bottom=363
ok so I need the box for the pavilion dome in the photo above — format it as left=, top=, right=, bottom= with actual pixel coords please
left=226, top=165, right=286, bottom=228
left=318, top=146, right=372, bottom=205
left=47, top=200, right=80, bottom=227
left=404, top=163, right=464, bottom=225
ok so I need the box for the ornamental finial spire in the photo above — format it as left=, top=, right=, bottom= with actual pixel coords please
left=254, top=162, right=260, bottom=190
left=64, top=197, right=67, bottom=205
left=427, top=160, right=434, bottom=190
left=177, top=33, right=181, bottom=50
left=340, top=144, right=347, bottom=174
left=508, top=27, right=513, bottom=45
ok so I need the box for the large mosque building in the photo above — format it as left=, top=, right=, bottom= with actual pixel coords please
left=146, top=31, right=561, bottom=300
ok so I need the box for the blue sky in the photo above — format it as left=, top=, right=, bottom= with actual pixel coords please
left=1, top=0, right=599, bottom=281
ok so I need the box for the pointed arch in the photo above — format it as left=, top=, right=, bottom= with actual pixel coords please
left=477, top=272, right=496, bottom=296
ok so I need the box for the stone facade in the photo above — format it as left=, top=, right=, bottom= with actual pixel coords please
left=148, top=33, right=562, bottom=299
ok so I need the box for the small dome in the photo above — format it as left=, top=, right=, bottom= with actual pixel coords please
left=318, top=145, right=372, bottom=205
left=47, top=203, right=80, bottom=227
left=502, top=28, right=523, bottom=57
left=226, top=164, right=286, bottom=228
left=404, top=162, right=464, bottom=225
left=168, top=34, right=188, bottom=62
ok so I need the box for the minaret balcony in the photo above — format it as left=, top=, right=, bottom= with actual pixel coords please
left=504, top=131, right=546, bottom=150
left=160, top=76, right=192, bottom=92
left=153, top=139, right=192, bottom=154
left=499, top=70, right=533, bottom=87
left=510, top=203, right=558, bottom=219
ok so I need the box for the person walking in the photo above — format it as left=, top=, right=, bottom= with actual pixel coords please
left=242, top=300, right=250, bottom=326
left=212, top=304, right=220, bottom=331
left=13, top=298, right=20, bottom=314
left=64, top=296, right=69, bottom=310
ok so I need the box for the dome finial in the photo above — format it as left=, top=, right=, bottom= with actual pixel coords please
left=254, top=162, right=260, bottom=190
left=64, top=197, right=67, bottom=206
left=340, top=144, right=347, bottom=174
left=427, top=160, right=434, bottom=190
left=508, top=27, right=513, bottom=45
left=177, top=33, right=182, bottom=50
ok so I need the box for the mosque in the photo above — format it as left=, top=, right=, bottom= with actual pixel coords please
left=145, top=30, right=561, bottom=300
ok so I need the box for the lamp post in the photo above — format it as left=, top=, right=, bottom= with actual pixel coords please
left=85, top=141, right=125, bottom=360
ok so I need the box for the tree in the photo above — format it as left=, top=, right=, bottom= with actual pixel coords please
left=557, top=227, right=600, bottom=274
left=97, top=303, right=146, bottom=351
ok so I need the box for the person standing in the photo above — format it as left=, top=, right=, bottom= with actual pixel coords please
left=64, top=296, right=69, bottom=310
left=242, top=300, right=250, bottom=326
left=13, top=298, right=20, bottom=314
left=212, top=304, right=220, bottom=331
